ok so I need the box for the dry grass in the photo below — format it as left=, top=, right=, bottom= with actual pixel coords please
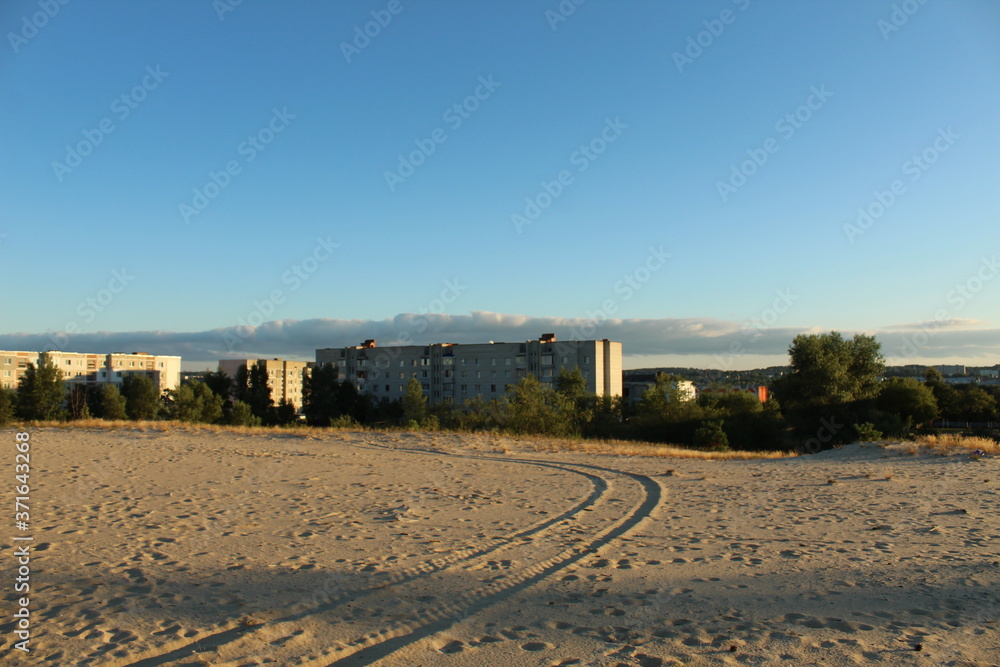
left=4, top=420, right=796, bottom=460
left=912, top=433, right=999, bottom=455
left=515, top=435, right=794, bottom=460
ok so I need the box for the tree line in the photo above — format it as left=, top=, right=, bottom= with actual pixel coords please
left=2, top=336, right=998, bottom=452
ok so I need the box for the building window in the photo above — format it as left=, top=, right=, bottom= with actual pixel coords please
left=542, top=368, right=553, bottom=377
left=504, top=370, right=511, bottom=378
left=474, top=358, right=480, bottom=366
left=491, top=371, right=497, bottom=378
left=516, top=355, right=526, bottom=364
left=541, top=355, right=553, bottom=366
left=490, top=384, right=497, bottom=392
left=385, top=385, right=389, bottom=392
left=460, top=384, right=467, bottom=392
left=2, top=371, right=8, bottom=377
left=491, top=359, right=497, bottom=366
left=476, top=371, right=481, bottom=379
left=399, top=372, right=404, bottom=379
left=505, top=358, right=511, bottom=365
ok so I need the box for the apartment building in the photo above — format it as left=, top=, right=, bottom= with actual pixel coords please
left=218, top=358, right=311, bottom=410
left=0, top=350, right=181, bottom=393
left=315, top=334, right=622, bottom=405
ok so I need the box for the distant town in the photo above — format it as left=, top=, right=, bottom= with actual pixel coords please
left=5, top=334, right=997, bottom=415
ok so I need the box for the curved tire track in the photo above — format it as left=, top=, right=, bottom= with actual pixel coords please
left=120, top=449, right=608, bottom=667
left=317, top=461, right=661, bottom=666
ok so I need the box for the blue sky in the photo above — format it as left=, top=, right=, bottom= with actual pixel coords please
left=2, top=0, right=999, bottom=369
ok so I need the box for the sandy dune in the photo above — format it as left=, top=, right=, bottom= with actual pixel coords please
left=2, top=426, right=998, bottom=666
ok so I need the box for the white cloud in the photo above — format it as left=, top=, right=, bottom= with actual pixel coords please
left=1, top=311, right=997, bottom=369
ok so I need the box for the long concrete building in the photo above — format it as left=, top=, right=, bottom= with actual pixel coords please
left=1, top=350, right=181, bottom=394
left=218, top=358, right=312, bottom=410
left=315, top=334, right=622, bottom=404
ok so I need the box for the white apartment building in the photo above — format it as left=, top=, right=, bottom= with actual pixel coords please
left=218, top=358, right=312, bottom=410
left=0, top=351, right=181, bottom=393
left=315, top=334, right=622, bottom=405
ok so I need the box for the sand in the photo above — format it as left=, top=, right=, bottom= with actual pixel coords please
left=1, top=426, right=998, bottom=666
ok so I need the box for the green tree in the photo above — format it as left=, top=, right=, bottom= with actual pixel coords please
left=16, top=353, right=66, bottom=421
left=99, top=383, right=128, bottom=420
left=273, top=399, right=298, bottom=426
left=956, top=386, right=998, bottom=422
left=0, top=388, right=16, bottom=426
left=876, top=378, right=938, bottom=430
left=245, top=363, right=275, bottom=423
left=924, top=367, right=958, bottom=419
left=228, top=400, right=261, bottom=426
left=402, top=377, right=430, bottom=427
left=302, top=363, right=339, bottom=426
left=694, top=419, right=729, bottom=451
left=172, top=381, right=224, bottom=423
left=121, top=375, right=160, bottom=420
left=773, top=332, right=885, bottom=410
left=504, top=375, right=576, bottom=436
left=202, top=369, right=232, bottom=402
left=67, top=384, right=92, bottom=420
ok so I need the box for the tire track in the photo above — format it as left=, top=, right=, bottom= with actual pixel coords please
left=119, top=451, right=607, bottom=667
left=310, top=463, right=661, bottom=666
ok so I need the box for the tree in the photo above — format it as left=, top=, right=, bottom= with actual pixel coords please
left=245, top=363, right=275, bottom=423
left=773, top=332, right=885, bottom=410
left=402, top=377, right=430, bottom=427
left=504, top=375, right=576, bottom=437
left=228, top=400, right=261, bottom=426
left=876, top=378, right=938, bottom=430
left=0, top=388, right=16, bottom=426
left=172, top=381, right=224, bottom=423
left=121, top=375, right=160, bottom=420
left=924, top=367, right=958, bottom=419
left=956, top=386, right=998, bottom=423
left=273, top=399, right=298, bottom=426
left=302, top=363, right=336, bottom=426
left=694, top=419, right=729, bottom=451
left=202, top=369, right=232, bottom=402
left=16, top=353, right=66, bottom=420
left=98, top=383, right=128, bottom=420
left=67, top=384, right=92, bottom=420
